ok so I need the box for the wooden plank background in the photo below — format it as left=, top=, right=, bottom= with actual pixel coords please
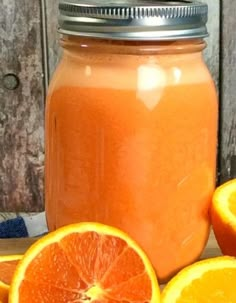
left=0, top=0, right=234, bottom=212
left=0, top=0, right=44, bottom=212
left=220, top=0, right=236, bottom=181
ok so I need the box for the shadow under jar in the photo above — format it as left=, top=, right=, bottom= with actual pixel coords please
left=45, top=0, right=218, bottom=282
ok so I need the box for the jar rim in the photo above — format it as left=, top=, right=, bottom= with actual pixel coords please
left=58, top=0, right=208, bottom=41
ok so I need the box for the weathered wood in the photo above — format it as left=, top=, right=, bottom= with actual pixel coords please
left=203, top=0, right=220, bottom=88
left=0, top=237, right=38, bottom=255
left=220, top=0, right=236, bottom=182
left=45, top=0, right=61, bottom=80
left=0, top=0, right=45, bottom=211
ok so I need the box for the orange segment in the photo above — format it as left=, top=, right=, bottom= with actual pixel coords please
left=211, top=179, right=236, bottom=255
left=162, top=256, right=236, bottom=302
left=9, top=222, right=160, bottom=303
left=0, top=255, right=22, bottom=303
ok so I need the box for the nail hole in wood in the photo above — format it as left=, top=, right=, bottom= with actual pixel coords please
left=2, top=73, right=20, bottom=90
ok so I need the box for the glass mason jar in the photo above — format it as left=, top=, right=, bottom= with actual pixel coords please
left=45, top=0, right=218, bottom=282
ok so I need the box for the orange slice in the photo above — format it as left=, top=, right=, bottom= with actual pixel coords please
left=211, top=179, right=236, bottom=255
left=0, top=255, right=22, bottom=303
left=162, top=256, right=236, bottom=302
left=9, top=222, right=160, bottom=303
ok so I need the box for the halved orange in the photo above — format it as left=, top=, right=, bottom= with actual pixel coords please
left=9, top=222, right=160, bottom=303
left=162, top=256, right=236, bottom=302
left=0, top=255, right=22, bottom=303
left=211, top=179, right=236, bottom=255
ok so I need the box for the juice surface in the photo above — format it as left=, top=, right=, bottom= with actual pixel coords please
left=45, top=48, right=218, bottom=281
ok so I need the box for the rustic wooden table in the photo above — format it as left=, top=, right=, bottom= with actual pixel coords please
left=0, top=237, right=38, bottom=255
left=0, top=231, right=221, bottom=258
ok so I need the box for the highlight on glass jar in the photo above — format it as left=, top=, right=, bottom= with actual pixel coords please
left=45, top=0, right=218, bottom=282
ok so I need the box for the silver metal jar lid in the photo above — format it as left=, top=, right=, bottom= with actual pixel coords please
left=58, top=0, right=208, bottom=41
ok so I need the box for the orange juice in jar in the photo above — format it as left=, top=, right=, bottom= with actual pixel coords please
left=45, top=1, right=218, bottom=282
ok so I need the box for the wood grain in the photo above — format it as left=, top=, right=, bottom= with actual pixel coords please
left=0, top=237, right=38, bottom=255
left=45, top=0, right=61, bottom=80
left=0, top=0, right=45, bottom=212
left=203, top=0, right=220, bottom=87
left=201, top=231, right=222, bottom=259
left=220, top=0, right=236, bottom=182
